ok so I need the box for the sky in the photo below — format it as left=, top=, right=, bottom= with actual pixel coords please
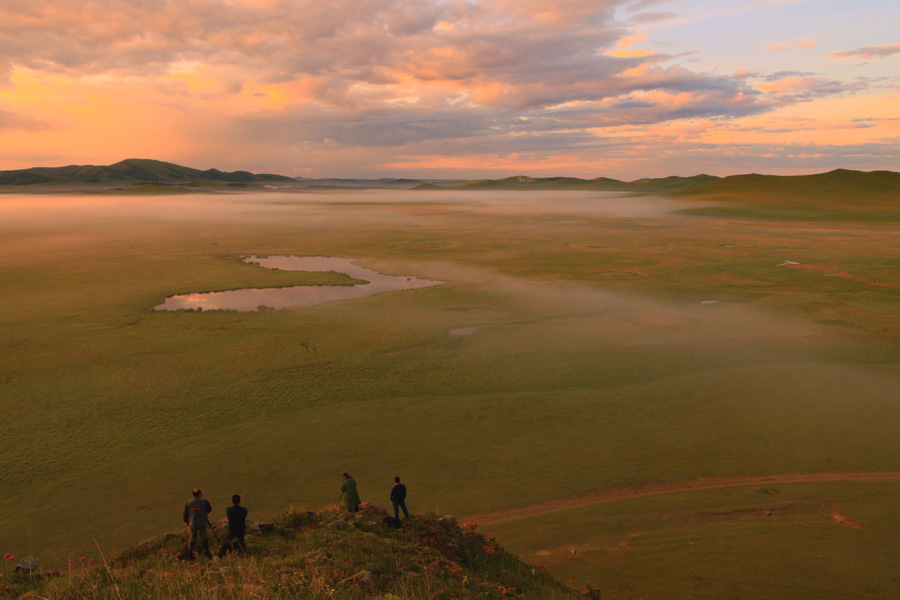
left=0, top=0, right=898, bottom=179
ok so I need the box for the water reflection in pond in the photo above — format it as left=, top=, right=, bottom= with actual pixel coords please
left=153, top=255, right=442, bottom=312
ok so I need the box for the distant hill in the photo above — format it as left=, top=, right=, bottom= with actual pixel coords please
left=672, top=169, right=900, bottom=209
left=0, top=158, right=296, bottom=186
left=4, top=161, right=896, bottom=203
left=1, top=504, right=587, bottom=600
left=291, top=177, right=454, bottom=189
left=416, top=169, right=900, bottom=212
left=0, top=160, right=464, bottom=190
left=415, top=174, right=718, bottom=193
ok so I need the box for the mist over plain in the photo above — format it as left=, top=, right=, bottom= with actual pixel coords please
left=3, top=187, right=899, bottom=596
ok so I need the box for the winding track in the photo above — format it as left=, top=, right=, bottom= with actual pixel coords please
left=464, top=472, right=900, bottom=525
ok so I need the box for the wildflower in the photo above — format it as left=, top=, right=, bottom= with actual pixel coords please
left=7, top=556, right=13, bottom=562
left=89, top=559, right=94, bottom=564
left=80, top=557, right=86, bottom=562
left=68, top=560, right=74, bottom=564
left=2, top=554, right=8, bottom=559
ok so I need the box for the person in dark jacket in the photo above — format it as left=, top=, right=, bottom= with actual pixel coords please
left=183, top=488, right=213, bottom=559
left=390, top=476, right=409, bottom=520
left=217, top=494, right=248, bottom=557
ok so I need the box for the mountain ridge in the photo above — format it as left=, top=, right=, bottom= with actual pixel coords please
left=2, top=160, right=897, bottom=203
left=0, top=158, right=296, bottom=186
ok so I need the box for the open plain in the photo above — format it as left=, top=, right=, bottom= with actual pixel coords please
left=3, top=184, right=900, bottom=598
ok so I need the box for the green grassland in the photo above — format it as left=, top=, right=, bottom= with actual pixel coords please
left=488, top=482, right=900, bottom=599
left=2, top=182, right=900, bottom=598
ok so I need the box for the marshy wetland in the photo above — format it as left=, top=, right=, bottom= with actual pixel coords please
left=154, top=255, right=442, bottom=312
left=3, top=187, right=900, bottom=599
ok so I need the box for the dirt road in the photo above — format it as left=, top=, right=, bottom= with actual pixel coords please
left=464, top=471, right=900, bottom=525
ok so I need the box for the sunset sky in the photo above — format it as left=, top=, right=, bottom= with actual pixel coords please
left=1, top=0, right=897, bottom=179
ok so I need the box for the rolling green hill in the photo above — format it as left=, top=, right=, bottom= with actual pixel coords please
left=0, top=158, right=295, bottom=187
left=414, top=174, right=718, bottom=192
left=673, top=169, right=900, bottom=207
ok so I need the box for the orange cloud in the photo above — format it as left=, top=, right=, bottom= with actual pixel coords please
left=384, top=153, right=627, bottom=175
left=766, top=41, right=817, bottom=52
left=612, top=33, right=651, bottom=58
left=611, top=49, right=653, bottom=58
left=758, top=77, right=818, bottom=93
left=618, top=33, right=647, bottom=48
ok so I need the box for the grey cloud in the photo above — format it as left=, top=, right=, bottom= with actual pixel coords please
left=409, top=129, right=611, bottom=157
left=224, top=78, right=770, bottom=151
left=0, top=106, right=49, bottom=131
left=629, top=11, right=679, bottom=23
left=610, top=99, right=657, bottom=109
left=766, top=77, right=868, bottom=103
left=829, top=44, right=900, bottom=60
left=763, top=70, right=816, bottom=81
left=624, top=0, right=676, bottom=12
left=232, top=105, right=495, bottom=148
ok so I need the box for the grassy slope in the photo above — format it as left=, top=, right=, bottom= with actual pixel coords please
left=0, top=158, right=295, bottom=186
left=0, top=505, right=584, bottom=599
left=672, top=169, right=900, bottom=219
left=2, top=187, right=900, bottom=598
left=416, top=174, right=717, bottom=192
left=489, top=482, right=900, bottom=599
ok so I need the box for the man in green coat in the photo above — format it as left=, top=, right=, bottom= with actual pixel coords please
left=337, top=472, right=361, bottom=513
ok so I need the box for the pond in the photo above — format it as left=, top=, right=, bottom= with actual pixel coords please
left=153, top=255, right=442, bottom=312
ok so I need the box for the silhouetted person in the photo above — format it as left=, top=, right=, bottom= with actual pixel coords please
left=337, top=472, right=361, bottom=513
left=390, top=476, right=409, bottom=520
left=217, top=494, right=248, bottom=557
left=183, top=488, right=213, bottom=559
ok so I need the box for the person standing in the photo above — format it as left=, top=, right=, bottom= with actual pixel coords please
left=338, top=473, right=361, bottom=513
left=217, top=494, right=248, bottom=557
left=183, top=488, right=213, bottom=559
left=390, top=476, right=409, bottom=520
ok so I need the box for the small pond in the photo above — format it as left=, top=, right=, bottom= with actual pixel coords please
left=153, top=255, right=442, bottom=312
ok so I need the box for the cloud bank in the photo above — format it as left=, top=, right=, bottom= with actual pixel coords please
left=0, top=0, right=897, bottom=177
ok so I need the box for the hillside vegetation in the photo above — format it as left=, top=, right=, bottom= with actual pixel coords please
left=672, top=169, right=900, bottom=216
left=0, top=505, right=586, bottom=600
left=416, top=169, right=900, bottom=203
left=416, top=174, right=717, bottom=192
left=0, top=159, right=294, bottom=187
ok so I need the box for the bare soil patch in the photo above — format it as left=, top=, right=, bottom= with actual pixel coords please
left=778, top=262, right=900, bottom=290
left=830, top=510, right=864, bottom=529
